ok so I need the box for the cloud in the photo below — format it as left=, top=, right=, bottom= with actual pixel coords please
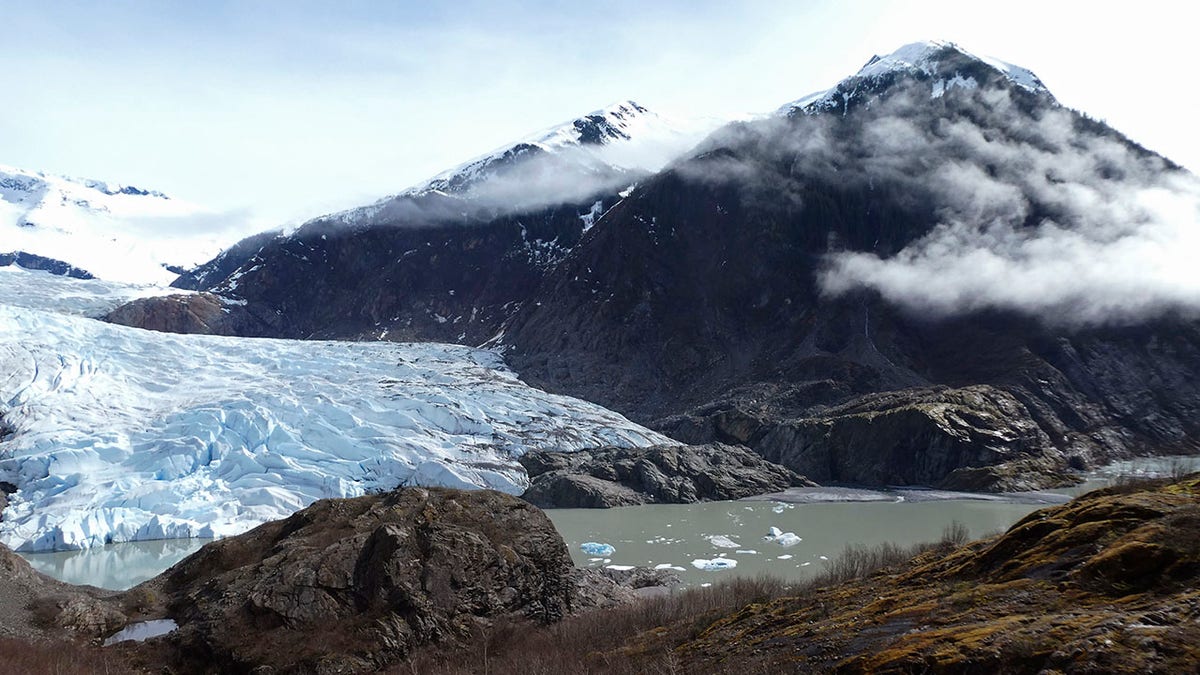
left=689, top=81, right=1200, bottom=327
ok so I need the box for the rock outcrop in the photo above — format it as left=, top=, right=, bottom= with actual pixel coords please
left=730, top=386, right=1073, bottom=492
left=520, top=443, right=812, bottom=508
left=144, top=487, right=605, bottom=673
left=0, top=481, right=13, bottom=520
left=0, top=543, right=127, bottom=640
left=104, top=292, right=235, bottom=335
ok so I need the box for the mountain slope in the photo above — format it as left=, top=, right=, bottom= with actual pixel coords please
left=498, top=41, right=1200, bottom=487
left=0, top=164, right=244, bottom=286
left=108, top=41, right=1200, bottom=489
left=108, top=101, right=716, bottom=340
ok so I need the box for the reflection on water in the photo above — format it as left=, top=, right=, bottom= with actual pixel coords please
left=20, top=538, right=209, bottom=590
left=16, top=456, right=1200, bottom=590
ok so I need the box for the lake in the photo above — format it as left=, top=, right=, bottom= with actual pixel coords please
left=19, top=456, right=1200, bottom=590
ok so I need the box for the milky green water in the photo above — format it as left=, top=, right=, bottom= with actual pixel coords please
left=548, top=497, right=1046, bottom=585
left=18, top=456, right=1200, bottom=590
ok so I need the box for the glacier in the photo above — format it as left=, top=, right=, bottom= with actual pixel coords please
left=0, top=268, right=669, bottom=551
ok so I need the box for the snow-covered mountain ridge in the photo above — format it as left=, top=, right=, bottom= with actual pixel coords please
left=326, top=100, right=721, bottom=226
left=779, top=40, right=1051, bottom=115
left=0, top=267, right=668, bottom=551
left=0, top=163, right=248, bottom=286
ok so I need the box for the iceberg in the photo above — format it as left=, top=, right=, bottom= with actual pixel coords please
left=580, top=542, right=616, bottom=556
left=691, top=556, right=737, bottom=571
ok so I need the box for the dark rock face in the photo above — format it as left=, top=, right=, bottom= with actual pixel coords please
left=699, top=386, right=1072, bottom=491
left=520, top=444, right=812, bottom=508
left=152, top=488, right=580, bottom=673
left=108, top=196, right=617, bottom=343
left=170, top=229, right=281, bottom=290
left=0, top=252, right=94, bottom=279
left=0, top=481, right=14, bottom=521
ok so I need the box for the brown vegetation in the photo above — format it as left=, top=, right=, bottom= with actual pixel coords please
left=392, top=522, right=973, bottom=674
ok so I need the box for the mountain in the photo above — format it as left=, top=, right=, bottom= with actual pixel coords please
left=111, top=101, right=717, bottom=340
left=777, top=39, right=1049, bottom=116
left=108, top=41, right=1200, bottom=490
left=0, top=164, right=250, bottom=286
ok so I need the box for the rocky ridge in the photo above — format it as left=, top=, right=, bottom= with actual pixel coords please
left=520, top=443, right=813, bottom=508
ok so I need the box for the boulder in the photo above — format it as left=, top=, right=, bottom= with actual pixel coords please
left=520, top=443, right=812, bottom=508
left=148, top=487, right=584, bottom=673
left=105, top=292, right=235, bottom=335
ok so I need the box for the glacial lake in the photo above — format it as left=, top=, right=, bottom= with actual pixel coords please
left=19, top=456, right=1200, bottom=590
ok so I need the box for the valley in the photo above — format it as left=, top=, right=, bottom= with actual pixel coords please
left=2, top=29, right=1199, bottom=674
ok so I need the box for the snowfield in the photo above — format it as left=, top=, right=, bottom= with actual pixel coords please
left=0, top=269, right=668, bottom=551
left=1, top=163, right=252, bottom=285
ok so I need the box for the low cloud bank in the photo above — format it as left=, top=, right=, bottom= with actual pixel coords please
left=687, top=83, right=1200, bottom=327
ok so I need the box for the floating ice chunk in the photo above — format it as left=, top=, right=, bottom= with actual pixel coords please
left=700, top=582, right=712, bottom=588
left=103, top=619, right=178, bottom=646
left=580, top=542, right=615, bottom=556
left=763, top=526, right=801, bottom=547
left=801, top=561, right=811, bottom=566
left=654, top=563, right=686, bottom=571
left=776, top=533, right=802, bottom=547
left=707, top=534, right=739, bottom=548
left=691, top=556, right=738, bottom=571
left=605, top=565, right=635, bottom=571
left=735, top=549, right=758, bottom=555
left=818, top=555, right=829, bottom=560
left=777, top=554, right=793, bottom=560
left=772, top=503, right=794, bottom=513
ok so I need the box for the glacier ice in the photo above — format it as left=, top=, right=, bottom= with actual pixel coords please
left=0, top=272, right=669, bottom=551
left=706, top=534, right=739, bottom=548
left=580, top=542, right=616, bottom=556
left=763, top=526, right=802, bottom=547
left=691, top=556, right=737, bottom=571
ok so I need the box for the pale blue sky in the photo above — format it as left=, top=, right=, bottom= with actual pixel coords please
left=2, top=1, right=1195, bottom=230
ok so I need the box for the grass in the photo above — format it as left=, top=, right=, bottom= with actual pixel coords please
left=394, top=575, right=789, bottom=675
left=0, top=637, right=121, bottom=675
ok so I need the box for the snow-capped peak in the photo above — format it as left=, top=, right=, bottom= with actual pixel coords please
left=412, top=99, right=709, bottom=196
left=779, top=40, right=1051, bottom=115
left=0, top=163, right=251, bottom=286
left=323, top=100, right=722, bottom=226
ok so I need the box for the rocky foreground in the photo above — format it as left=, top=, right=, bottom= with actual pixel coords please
left=1, top=477, right=1198, bottom=673
left=673, top=475, right=1200, bottom=673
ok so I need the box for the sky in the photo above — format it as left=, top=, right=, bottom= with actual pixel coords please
left=1, top=0, right=1196, bottom=234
